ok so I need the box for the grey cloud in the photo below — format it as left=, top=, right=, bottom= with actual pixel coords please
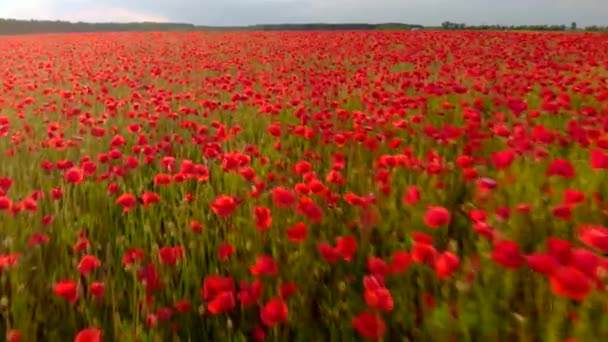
left=8, top=0, right=608, bottom=27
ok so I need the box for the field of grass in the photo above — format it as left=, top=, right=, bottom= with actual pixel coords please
left=1, top=30, right=608, bottom=341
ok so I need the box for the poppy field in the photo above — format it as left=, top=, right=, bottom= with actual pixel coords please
left=2, top=30, right=608, bottom=341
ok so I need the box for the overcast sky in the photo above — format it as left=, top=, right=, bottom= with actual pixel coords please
left=1, top=0, right=607, bottom=27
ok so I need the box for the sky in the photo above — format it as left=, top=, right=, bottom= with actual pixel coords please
left=1, top=0, right=607, bottom=27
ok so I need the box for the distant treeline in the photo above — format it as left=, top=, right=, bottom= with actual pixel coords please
left=0, top=19, right=423, bottom=35
left=0, top=18, right=196, bottom=34
left=0, top=18, right=607, bottom=35
left=440, top=23, right=570, bottom=31
left=463, top=25, right=608, bottom=32
left=438, top=21, right=608, bottom=32
left=469, top=25, right=570, bottom=31
left=240, top=23, right=425, bottom=31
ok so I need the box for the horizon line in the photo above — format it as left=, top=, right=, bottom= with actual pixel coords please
left=1, top=17, right=601, bottom=28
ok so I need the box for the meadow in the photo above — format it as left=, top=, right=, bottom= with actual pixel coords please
left=1, top=30, right=608, bottom=341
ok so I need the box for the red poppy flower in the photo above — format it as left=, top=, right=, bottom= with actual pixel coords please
left=318, top=243, right=340, bottom=264
left=552, top=204, right=573, bottom=221
left=201, top=275, right=234, bottom=301
left=207, top=291, right=236, bottom=314
left=82, top=161, right=97, bottom=176
left=579, top=225, right=608, bottom=253
left=491, top=240, right=524, bottom=269
left=90, top=282, right=105, bottom=299
left=74, top=328, right=101, bottom=342
left=550, top=266, right=592, bottom=301
left=294, top=161, right=312, bottom=175
left=252, top=325, right=266, bottom=342
left=42, top=215, right=54, bottom=227
left=28, top=232, right=50, bottom=247
left=218, top=242, right=235, bottom=261
left=546, top=237, right=573, bottom=264
left=546, top=159, right=576, bottom=179
left=174, top=299, right=192, bottom=313
left=423, top=206, right=451, bottom=228
left=526, top=253, right=559, bottom=275
left=156, top=307, right=173, bottom=321
left=21, top=197, right=38, bottom=212
left=389, top=250, right=411, bottom=274
left=250, top=255, right=278, bottom=277
left=6, top=330, right=20, bottom=342
left=158, top=246, right=184, bottom=265
left=0, top=253, right=19, bottom=271
left=64, top=167, right=85, bottom=184
left=352, top=311, right=386, bottom=341
left=335, top=235, right=358, bottom=262
left=272, top=186, right=296, bottom=208
left=367, top=257, right=389, bottom=277
left=412, top=241, right=437, bottom=265
left=141, top=192, right=160, bottom=206
left=491, top=150, right=516, bottom=170
left=563, top=189, right=585, bottom=205
left=154, top=173, right=172, bottom=186
left=54, top=280, right=79, bottom=303
left=434, top=251, right=460, bottom=280
left=267, top=123, right=282, bottom=137
left=280, top=282, right=298, bottom=299
left=238, top=279, right=263, bottom=307
left=363, top=276, right=394, bottom=312
left=211, top=195, right=238, bottom=218
left=0, top=196, right=12, bottom=210
left=239, top=167, right=256, bottom=181
left=297, top=197, right=323, bottom=223
left=51, top=187, right=63, bottom=200
left=402, top=185, right=421, bottom=205
left=254, top=206, right=272, bottom=231
left=590, top=149, right=608, bottom=169
left=116, top=193, right=137, bottom=212
left=77, top=255, right=101, bottom=275
left=286, top=222, right=307, bottom=243
left=190, top=220, right=203, bottom=233
left=260, top=298, right=288, bottom=327
left=122, top=248, right=145, bottom=266
left=107, top=182, right=119, bottom=195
